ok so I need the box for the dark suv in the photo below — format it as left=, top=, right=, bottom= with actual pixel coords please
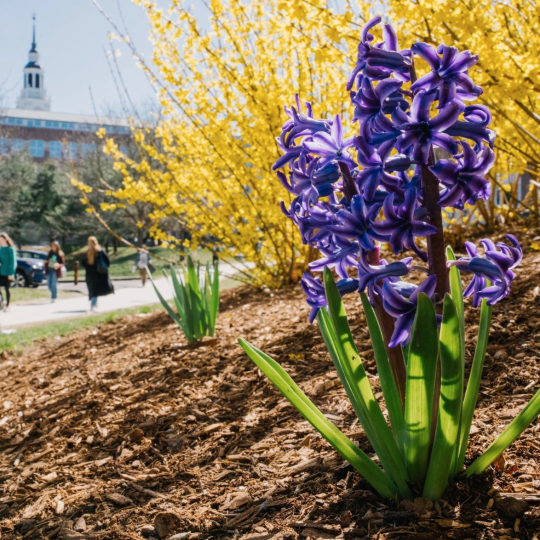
left=14, top=250, right=46, bottom=288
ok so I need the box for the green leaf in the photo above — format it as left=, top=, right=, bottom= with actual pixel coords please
left=423, top=294, right=463, bottom=500
left=323, top=270, right=411, bottom=498
left=405, top=292, right=439, bottom=486
left=171, top=264, right=194, bottom=338
left=238, top=338, right=399, bottom=498
left=317, top=310, right=412, bottom=499
left=446, top=247, right=465, bottom=353
left=169, top=268, right=188, bottom=321
left=446, top=247, right=465, bottom=477
left=464, top=387, right=540, bottom=477
left=149, top=270, right=193, bottom=341
left=209, top=260, right=220, bottom=335
left=187, top=256, right=204, bottom=339
left=360, top=293, right=406, bottom=456
left=401, top=341, right=411, bottom=368
left=454, top=297, right=492, bottom=475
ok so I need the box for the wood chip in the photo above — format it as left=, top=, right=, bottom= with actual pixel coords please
left=105, top=492, right=134, bottom=506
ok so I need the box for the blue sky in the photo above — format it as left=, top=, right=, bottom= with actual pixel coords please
left=0, top=0, right=206, bottom=116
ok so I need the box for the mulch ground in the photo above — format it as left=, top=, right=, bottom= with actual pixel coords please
left=1, top=239, right=540, bottom=539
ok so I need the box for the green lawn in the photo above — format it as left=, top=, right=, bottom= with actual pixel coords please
left=10, top=287, right=83, bottom=304
left=0, top=303, right=160, bottom=353
left=64, top=246, right=220, bottom=279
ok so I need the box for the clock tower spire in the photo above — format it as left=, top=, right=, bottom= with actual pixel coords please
left=16, top=16, right=51, bottom=111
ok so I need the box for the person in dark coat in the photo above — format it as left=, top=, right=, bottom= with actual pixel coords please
left=81, top=236, right=114, bottom=312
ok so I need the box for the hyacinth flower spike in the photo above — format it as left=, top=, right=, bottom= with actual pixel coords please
left=240, top=16, right=540, bottom=503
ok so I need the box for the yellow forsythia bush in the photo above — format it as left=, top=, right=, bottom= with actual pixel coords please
left=81, top=0, right=540, bottom=286
left=95, top=0, right=370, bottom=287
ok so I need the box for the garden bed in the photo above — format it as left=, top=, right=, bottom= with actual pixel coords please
left=0, top=249, right=540, bottom=539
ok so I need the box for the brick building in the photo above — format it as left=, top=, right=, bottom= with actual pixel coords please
left=0, top=18, right=131, bottom=162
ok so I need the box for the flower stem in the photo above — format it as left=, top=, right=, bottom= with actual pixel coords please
left=421, top=159, right=449, bottom=301
left=338, top=162, right=359, bottom=201
left=409, top=60, right=448, bottom=300
left=421, top=156, right=446, bottom=444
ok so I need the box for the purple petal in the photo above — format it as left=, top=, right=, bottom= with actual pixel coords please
left=429, top=102, right=464, bottom=130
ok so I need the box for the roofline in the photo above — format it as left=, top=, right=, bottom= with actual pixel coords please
left=0, top=108, right=131, bottom=127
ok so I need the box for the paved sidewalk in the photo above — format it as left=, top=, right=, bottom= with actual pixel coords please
left=1, top=262, right=246, bottom=330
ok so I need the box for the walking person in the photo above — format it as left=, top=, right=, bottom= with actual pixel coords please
left=134, top=244, right=152, bottom=287
left=44, top=241, right=65, bottom=303
left=0, top=233, right=17, bottom=312
left=81, top=236, right=114, bottom=312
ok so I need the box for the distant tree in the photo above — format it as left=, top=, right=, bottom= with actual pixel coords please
left=0, top=154, right=36, bottom=243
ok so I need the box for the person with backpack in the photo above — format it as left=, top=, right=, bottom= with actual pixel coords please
left=44, top=241, right=66, bottom=303
left=0, top=232, right=16, bottom=312
left=81, top=236, right=114, bottom=312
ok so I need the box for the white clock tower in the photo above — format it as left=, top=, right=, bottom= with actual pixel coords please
left=16, top=17, right=51, bottom=112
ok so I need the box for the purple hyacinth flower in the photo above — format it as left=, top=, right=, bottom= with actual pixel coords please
left=394, top=90, right=463, bottom=163
left=382, top=274, right=437, bottom=347
left=357, top=250, right=412, bottom=297
left=295, top=202, right=335, bottom=244
left=430, top=142, right=494, bottom=209
left=278, top=155, right=340, bottom=208
left=347, top=17, right=410, bottom=91
left=411, top=43, right=482, bottom=107
left=303, top=114, right=356, bottom=167
left=309, top=237, right=360, bottom=280
left=326, top=195, right=382, bottom=251
left=273, top=96, right=331, bottom=170
left=453, top=235, right=522, bottom=306
left=445, top=104, right=496, bottom=149
left=354, top=137, right=410, bottom=200
left=301, top=272, right=359, bottom=323
left=368, top=22, right=412, bottom=81
left=280, top=95, right=331, bottom=148
left=351, top=77, right=408, bottom=141
left=371, top=188, right=437, bottom=260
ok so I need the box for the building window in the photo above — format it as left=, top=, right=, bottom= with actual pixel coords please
left=49, top=141, right=62, bottom=158
left=29, top=140, right=44, bottom=157
left=0, top=138, right=7, bottom=154
left=12, top=139, right=24, bottom=152
left=64, top=142, right=78, bottom=159
left=82, top=143, right=96, bottom=157
left=28, top=73, right=33, bottom=87
left=36, top=74, right=40, bottom=88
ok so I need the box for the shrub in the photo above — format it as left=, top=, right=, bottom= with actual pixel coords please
left=152, top=256, right=219, bottom=343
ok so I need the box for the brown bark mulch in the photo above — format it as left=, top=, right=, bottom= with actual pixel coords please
left=1, top=249, right=540, bottom=539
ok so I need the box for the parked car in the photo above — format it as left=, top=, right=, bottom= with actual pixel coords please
left=14, top=250, right=47, bottom=288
